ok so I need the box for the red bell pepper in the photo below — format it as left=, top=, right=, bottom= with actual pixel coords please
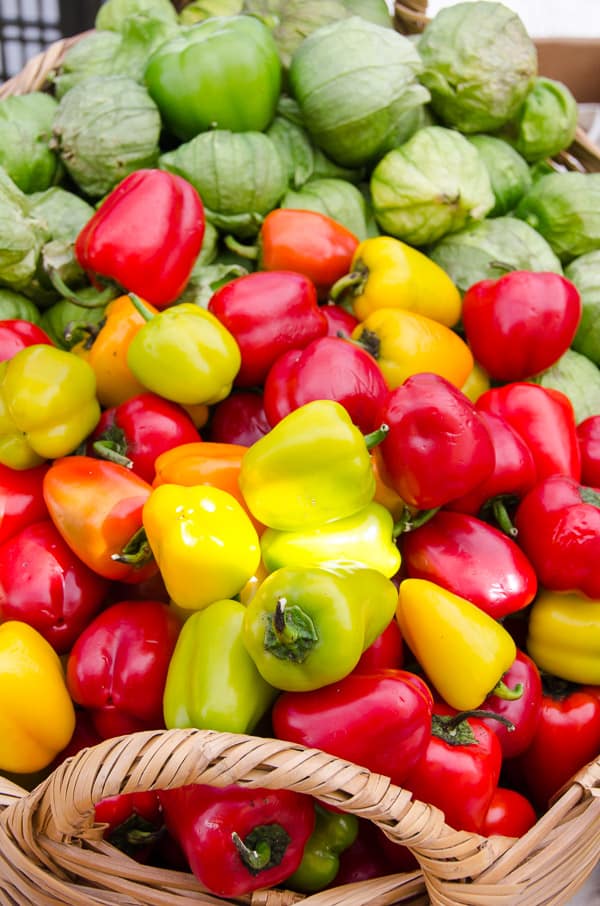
left=476, top=382, right=581, bottom=483
left=480, top=787, right=537, bottom=838
left=446, top=411, right=537, bottom=519
left=0, top=462, right=49, bottom=545
left=95, top=791, right=164, bottom=862
left=157, top=783, right=315, bottom=896
left=0, top=319, right=53, bottom=361
left=207, top=390, right=271, bottom=446
left=401, top=510, right=538, bottom=620
left=50, top=708, right=102, bottom=768
left=207, top=270, right=328, bottom=387
left=263, top=335, right=389, bottom=434
left=354, top=618, right=404, bottom=673
left=461, top=271, right=581, bottom=382
left=477, top=649, right=543, bottom=759
left=87, top=391, right=200, bottom=484
left=514, top=475, right=600, bottom=598
left=577, top=415, right=600, bottom=489
left=401, top=704, right=504, bottom=834
left=43, top=456, right=158, bottom=584
left=511, top=676, right=600, bottom=809
left=378, top=373, right=496, bottom=510
left=0, top=519, right=109, bottom=653
left=321, top=302, right=360, bottom=338
left=74, top=169, right=205, bottom=309
left=330, top=818, right=414, bottom=887
left=66, top=599, right=181, bottom=739
left=272, top=669, right=433, bottom=787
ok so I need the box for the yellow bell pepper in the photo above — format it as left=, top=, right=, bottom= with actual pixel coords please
left=0, top=621, right=76, bottom=773
left=461, top=360, right=491, bottom=403
left=350, top=307, right=473, bottom=390
left=527, top=589, right=600, bottom=685
left=330, top=235, right=462, bottom=327
left=143, top=483, right=261, bottom=611
left=396, top=578, right=516, bottom=711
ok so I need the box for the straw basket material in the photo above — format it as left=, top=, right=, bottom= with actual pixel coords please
left=0, top=4, right=600, bottom=905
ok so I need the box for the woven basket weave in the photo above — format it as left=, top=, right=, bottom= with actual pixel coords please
left=0, top=4, right=599, bottom=905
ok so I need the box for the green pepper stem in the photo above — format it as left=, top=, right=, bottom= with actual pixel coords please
left=231, top=832, right=271, bottom=871
left=48, top=268, right=117, bottom=309
left=393, top=506, right=441, bottom=536
left=92, top=440, right=134, bottom=470
left=329, top=270, right=364, bottom=302
left=273, top=597, right=298, bottom=644
left=491, top=680, right=524, bottom=701
left=492, top=498, right=518, bottom=537
left=445, top=709, right=516, bottom=732
left=363, top=423, right=389, bottom=450
left=111, top=526, right=153, bottom=567
left=128, top=293, right=155, bottom=321
left=224, top=234, right=259, bottom=260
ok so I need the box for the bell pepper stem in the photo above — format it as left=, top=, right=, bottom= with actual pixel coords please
left=232, top=832, right=271, bottom=871
left=128, top=293, right=155, bottom=321
left=111, top=526, right=153, bottom=567
left=266, top=598, right=318, bottom=663
left=92, top=440, right=134, bottom=470
left=393, top=506, right=441, bottom=536
left=223, top=234, right=259, bottom=260
left=491, top=680, right=524, bottom=701
left=446, top=709, right=516, bottom=733
left=48, top=268, right=117, bottom=309
left=329, top=269, right=365, bottom=303
left=491, top=498, right=518, bottom=537
left=231, top=824, right=291, bottom=874
left=363, top=423, right=389, bottom=450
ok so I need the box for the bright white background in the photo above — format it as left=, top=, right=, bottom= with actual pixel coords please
left=425, top=0, right=600, bottom=36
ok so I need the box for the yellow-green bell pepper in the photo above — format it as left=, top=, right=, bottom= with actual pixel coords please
left=260, top=501, right=401, bottom=578
left=527, top=589, right=600, bottom=685
left=243, top=564, right=399, bottom=691
left=396, top=577, right=516, bottom=710
left=239, top=399, right=385, bottom=532
left=143, top=483, right=260, bottom=611
left=0, top=344, right=100, bottom=469
left=0, top=621, right=76, bottom=773
left=286, top=803, right=359, bottom=893
left=163, top=598, right=277, bottom=734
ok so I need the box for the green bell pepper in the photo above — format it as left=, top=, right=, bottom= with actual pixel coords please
left=163, top=599, right=277, bottom=734
left=242, top=564, right=399, bottom=691
left=239, top=399, right=386, bottom=532
left=40, top=293, right=108, bottom=349
left=260, top=501, right=401, bottom=578
left=0, top=289, right=42, bottom=325
left=144, top=16, right=282, bottom=141
left=287, top=802, right=359, bottom=893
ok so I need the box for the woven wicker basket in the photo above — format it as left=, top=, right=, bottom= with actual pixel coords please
left=0, top=4, right=599, bottom=905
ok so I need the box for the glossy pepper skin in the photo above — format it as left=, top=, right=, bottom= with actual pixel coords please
left=354, top=618, right=404, bottom=674
left=87, top=391, right=200, bottom=484
left=527, top=588, right=600, bottom=684
left=514, top=476, right=600, bottom=599
left=0, top=461, right=48, bottom=545
left=0, top=319, right=53, bottom=361
left=260, top=501, right=401, bottom=579
left=95, top=791, right=164, bottom=862
left=477, top=649, right=542, bottom=759
left=163, top=598, right=276, bottom=734
left=401, top=510, right=537, bottom=619
left=396, top=578, right=516, bottom=711
left=378, top=373, right=496, bottom=510
left=143, top=483, right=260, bottom=611
left=66, top=599, right=181, bottom=740
left=243, top=565, right=399, bottom=692
left=263, top=335, right=389, bottom=434
left=0, top=621, right=75, bottom=773
left=0, top=344, right=100, bottom=470
left=0, top=519, right=109, bottom=654
left=207, top=390, right=270, bottom=446
left=286, top=803, right=358, bottom=893
left=207, top=270, right=328, bottom=388
left=476, top=382, right=581, bottom=482
left=144, top=16, right=282, bottom=141
left=330, top=235, right=462, bottom=327
left=512, top=677, right=600, bottom=810
left=257, top=209, right=359, bottom=299
left=401, top=705, right=503, bottom=834
left=481, top=787, right=537, bottom=838
left=576, top=415, right=600, bottom=488
left=461, top=271, right=581, bottom=382
left=272, top=668, right=433, bottom=787
left=350, top=307, right=473, bottom=390
left=43, top=456, right=158, bottom=584
left=74, top=169, right=205, bottom=308
left=157, top=783, right=315, bottom=897
left=239, top=399, right=379, bottom=532
left=127, top=298, right=241, bottom=406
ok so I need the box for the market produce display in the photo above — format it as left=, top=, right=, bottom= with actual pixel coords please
left=0, top=0, right=600, bottom=903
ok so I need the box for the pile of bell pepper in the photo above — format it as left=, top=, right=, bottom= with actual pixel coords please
left=1, top=162, right=600, bottom=900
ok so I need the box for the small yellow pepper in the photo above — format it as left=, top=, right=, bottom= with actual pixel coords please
left=330, top=235, right=462, bottom=327
left=527, top=589, right=600, bottom=685
left=461, top=360, right=491, bottom=403
left=396, top=578, right=516, bottom=710
left=0, top=621, right=76, bottom=773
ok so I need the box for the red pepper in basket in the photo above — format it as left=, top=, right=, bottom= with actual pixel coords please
left=477, top=649, right=543, bottom=759
left=74, top=169, right=205, bottom=309
left=95, top=791, right=164, bottom=862
left=514, top=475, right=600, bottom=598
left=480, top=787, right=537, bottom=838
left=0, top=319, right=53, bottom=361
left=157, top=783, right=315, bottom=896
